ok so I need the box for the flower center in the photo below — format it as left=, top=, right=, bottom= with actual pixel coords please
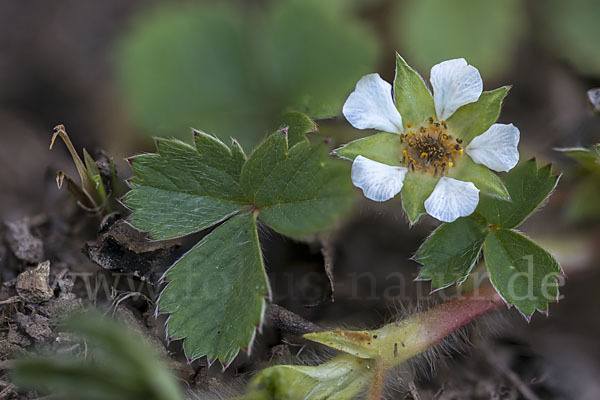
left=400, top=117, right=463, bottom=176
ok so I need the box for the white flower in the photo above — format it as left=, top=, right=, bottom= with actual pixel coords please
left=342, top=58, right=520, bottom=223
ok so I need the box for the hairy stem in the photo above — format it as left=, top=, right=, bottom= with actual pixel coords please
left=366, top=357, right=386, bottom=400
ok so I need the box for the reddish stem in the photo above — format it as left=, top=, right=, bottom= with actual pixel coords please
left=416, top=283, right=503, bottom=348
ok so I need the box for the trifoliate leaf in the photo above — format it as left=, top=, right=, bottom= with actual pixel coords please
left=241, top=132, right=354, bottom=238
left=450, top=156, right=509, bottom=198
left=123, top=134, right=249, bottom=240
left=401, top=172, right=438, bottom=224
left=125, top=123, right=354, bottom=367
left=477, top=160, right=560, bottom=229
left=415, top=215, right=489, bottom=290
left=394, top=54, right=436, bottom=129
left=159, top=213, right=269, bottom=366
left=333, top=132, right=402, bottom=165
left=278, top=111, right=316, bottom=147
left=484, top=229, right=562, bottom=317
left=446, top=87, right=510, bottom=144
left=241, top=354, right=374, bottom=400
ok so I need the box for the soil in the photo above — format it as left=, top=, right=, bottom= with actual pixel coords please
left=1, top=1, right=600, bottom=400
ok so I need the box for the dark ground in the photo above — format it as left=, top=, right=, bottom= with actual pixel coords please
left=1, top=1, right=600, bottom=399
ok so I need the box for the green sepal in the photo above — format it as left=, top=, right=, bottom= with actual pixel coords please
left=449, top=156, right=509, bottom=199
left=446, top=86, right=510, bottom=144
left=394, top=53, right=435, bottom=129
left=333, top=132, right=402, bottom=165
left=401, top=172, right=438, bottom=224
left=484, top=229, right=562, bottom=317
left=242, top=131, right=354, bottom=238
left=477, top=160, right=560, bottom=229
left=159, top=213, right=270, bottom=366
left=415, top=215, right=489, bottom=290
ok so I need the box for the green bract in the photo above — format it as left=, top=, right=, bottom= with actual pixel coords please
left=415, top=159, right=562, bottom=317
left=123, top=114, right=353, bottom=367
left=238, top=354, right=373, bottom=400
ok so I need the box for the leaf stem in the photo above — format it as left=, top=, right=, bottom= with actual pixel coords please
left=366, top=357, right=386, bottom=400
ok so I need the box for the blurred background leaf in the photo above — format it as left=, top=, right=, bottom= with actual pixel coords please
left=114, top=0, right=380, bottom=148
left=393, top=0, right=526, bottom=80
left=541, top=0, right=600, bottom=77
left=11, top=313, right=183, bottom=400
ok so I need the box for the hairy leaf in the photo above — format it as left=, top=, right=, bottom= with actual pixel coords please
left=242, top=132, right=353, bottom=238
left=393, top=53, right=436, bottom=129
left=159, top=213, right=269, bottom=366
left=123, top=134, right=249, bottom=240
left=477, top=160, right=560, bottom=229
left=484, top=229, right=562, bottom=317
left=415, top=216, right=489, bottom=290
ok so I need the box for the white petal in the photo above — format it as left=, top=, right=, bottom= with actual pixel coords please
left=424, top=177, right=480, bottom=223
left=351, top=155, right=407, bottom=202
left=430, top=58, right=483, bottom=120
left=466, top=123, right=520, bottom=172
left=343, top=74, right=404, bottom=134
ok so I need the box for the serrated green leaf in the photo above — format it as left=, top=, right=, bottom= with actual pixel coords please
left=242, top=132, right=354, bottom=238
left=450, top=156, right=509, bottom=198
left=242, top=354, right=373, bottom=400
left=401, top=172, right=438, bottom=224
left=278, top=111, right=316, bottom=147
left=484, top=229, right=561, bottom=317
left=446, top=87, right=509, bottom=144
left=159, top=213, right=269, bottom=366
left=123, top=136, right=249, bottom=240
left=394, top=54, right=435, bottom=129
left=477, top=160, right=560, bottom=229
left=333, top=132, right=402, bottom=165
left=415, top=216, right=489, bottom=290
